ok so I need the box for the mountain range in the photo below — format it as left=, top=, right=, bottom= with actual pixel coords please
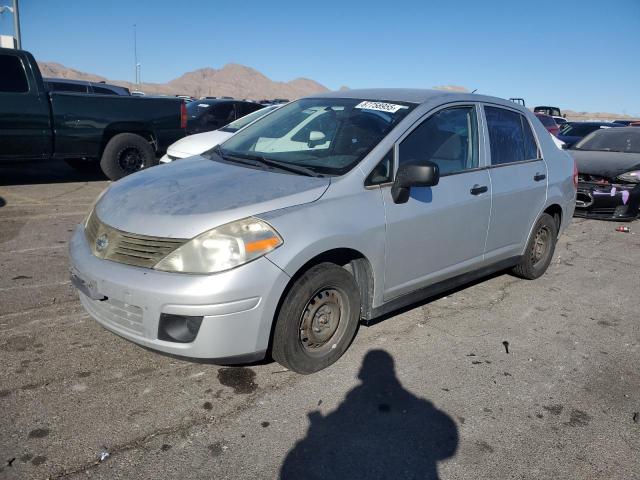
left=37, top=61, right=329, bottom=100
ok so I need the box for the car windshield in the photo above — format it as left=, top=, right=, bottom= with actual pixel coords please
left=574, top=129, right=640, bottom=153
left=209, top=98, right=415, bottom=176
left=219, top=106, right=276, bottom=133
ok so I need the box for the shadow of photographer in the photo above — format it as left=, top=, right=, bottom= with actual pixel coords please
left=280, top=349, right=458, bottom=480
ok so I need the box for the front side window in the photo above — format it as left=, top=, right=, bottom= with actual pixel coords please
left=398, top=106, right=478, bottom=175
left=0, top=55, right=29, bottom=93
left=485, top=106, right=539, bottom=165
left=215, top=98, right=415, bottom=176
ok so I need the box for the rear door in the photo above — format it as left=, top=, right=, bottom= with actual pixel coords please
left=482, top=105, right=548, bottom=261
left=0, top=51, right=52, bottom=160
left=381, top=104, right=492, bottom=300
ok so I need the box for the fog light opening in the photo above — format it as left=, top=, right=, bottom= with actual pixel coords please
left=158, top=314, right=203, bottom=343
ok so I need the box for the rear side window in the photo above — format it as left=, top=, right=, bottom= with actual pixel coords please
left=0, top=54, right=29, bottom=93
left=399, top=106, right=478, bottom=175
left=485, top=107, right=539, bottom=165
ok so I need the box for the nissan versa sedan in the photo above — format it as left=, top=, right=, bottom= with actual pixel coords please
left=69, top=89, right=576, bottom=374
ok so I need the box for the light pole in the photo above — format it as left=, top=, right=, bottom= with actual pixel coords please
left=133, top=24, right=138, bottom=85
left=0, top=0, right=21, bottom=48
left=12, top=0, right=20, bottom=48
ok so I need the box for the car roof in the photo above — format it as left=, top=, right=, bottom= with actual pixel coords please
left=568, top=121, right=622, bottom=126
left=308, top=88, right=522, bottom=110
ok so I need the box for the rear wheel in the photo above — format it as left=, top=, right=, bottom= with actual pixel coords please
left=272, top=263, right=361, bottom=374
left=512, top=213, right=558, bottom=280
left=100, top=133, right=156, bottom=180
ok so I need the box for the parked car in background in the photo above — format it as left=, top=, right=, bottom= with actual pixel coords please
left=569, top=128, right=640, bottom=220
left=534, top=106, right=563, bottom=117
left=0, top=48, right=186, bottom=180
left=553, top=116, right=567, bottom=126
left=535, top=113, right=560, bottom=136
left=186, top=99, right=263, bottom=135
left=612, top=120, right=640, bottom=126
left=69, top=89, right=575, bottom=374
left=160, top=105, right=280, bottom=163
left=44, top=77, right=131, bottom=96
left=558, top=121, right=622, bottom=147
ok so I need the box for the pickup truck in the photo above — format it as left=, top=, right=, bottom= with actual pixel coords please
left=0, top=48, right=186, bottom=180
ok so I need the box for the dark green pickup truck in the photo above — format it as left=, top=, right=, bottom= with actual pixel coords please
left=0, top=48, right=186, bottom=180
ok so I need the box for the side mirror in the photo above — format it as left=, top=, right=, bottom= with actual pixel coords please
left=391, top=160, right=440, bottom=204
left=308, top=131, right=326, bottom=147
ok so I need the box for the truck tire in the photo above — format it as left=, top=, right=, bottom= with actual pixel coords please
left=100, top=133, right=155, bottom=180
left=272, top=263, right=361, bottom=374
left=512, top=213, right=558, bottom=280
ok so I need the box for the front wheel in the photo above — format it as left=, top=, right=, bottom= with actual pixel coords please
left=512, top=213, right=558, bottom=280
left=272, top=263, right=361, bottom=374
left=100, top=133, right=156, bottom=180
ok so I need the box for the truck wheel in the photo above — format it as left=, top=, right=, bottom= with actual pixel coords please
left=272, top=263, right=361, bottom=374
left=64, top=158, right=100, bottom=172
left=100, top=133, right=155, bottom=180
left=512, top=213, right=558, bottom=280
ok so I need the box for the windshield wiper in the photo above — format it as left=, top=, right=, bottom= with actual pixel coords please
left=232, top=152, right=322, bottom=177
left=212, top=146, right=266, bottom=169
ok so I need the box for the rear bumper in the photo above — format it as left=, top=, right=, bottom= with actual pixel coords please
left=574, top=182, right=640, bottom=221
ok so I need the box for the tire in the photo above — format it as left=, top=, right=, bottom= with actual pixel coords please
left=64, top=158, right=100, bottom=172
left=272, top=263, right=361, bottom=374
left=100, top=133, right=156, bottom=180
left=512, top=213, right=558, bottom=280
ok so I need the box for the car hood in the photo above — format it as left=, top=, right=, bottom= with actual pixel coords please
left=167, top=130, right=233, bottom=158
left=96, top=156, right=330, bottom=239
left=569, top=150, right=640, bottom=178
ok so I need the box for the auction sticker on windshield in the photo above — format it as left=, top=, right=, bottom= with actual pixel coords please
left=355, top=101, right=408, bottom=113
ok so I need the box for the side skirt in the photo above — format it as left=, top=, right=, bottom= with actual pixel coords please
left=366, top=256, right=522, bottom=322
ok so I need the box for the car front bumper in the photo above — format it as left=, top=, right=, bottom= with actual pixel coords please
left=575, top=182, right=640, bottom=221
left=68, top=226, right=290, bottom=361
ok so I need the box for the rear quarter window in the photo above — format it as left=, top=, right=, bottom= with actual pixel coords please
left=0, top=54, right=29, bottom=93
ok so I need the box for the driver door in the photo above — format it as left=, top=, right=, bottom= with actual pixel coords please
left=381, top=104, right=491, bottom=300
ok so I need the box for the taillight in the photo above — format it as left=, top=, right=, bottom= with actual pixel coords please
left=180, top=101, right=187, bottom=129
left=572, top=159, right=578, bottom=189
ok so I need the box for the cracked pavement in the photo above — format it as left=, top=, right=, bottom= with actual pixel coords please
left=1, top=160, right=639, bottom=479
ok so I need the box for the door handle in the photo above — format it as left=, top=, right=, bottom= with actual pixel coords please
left=534, top=173, right=546, bottom=181
left=470, top=184, right=488, bottom=195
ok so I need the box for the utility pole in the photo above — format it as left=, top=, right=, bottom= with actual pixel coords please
left=12, top=0, right=20, bottom=48
left=133, top=24, right=138, bottom=85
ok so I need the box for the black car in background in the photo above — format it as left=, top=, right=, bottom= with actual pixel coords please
left=186, top=99, right=263, bottom=134
left=557, top=121, right=623, bottom=147
left=44, top=77, right=131, bottom=96
left=612, top=120, right=640, bottom=126
left=569, top=128, right=640, bottom=221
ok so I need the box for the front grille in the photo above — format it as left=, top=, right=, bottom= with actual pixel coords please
left=80, top=293, right=144, bottom=335
left=85, top=210, right=187, bottom=268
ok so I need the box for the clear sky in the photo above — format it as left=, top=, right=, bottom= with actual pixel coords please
left=1, top=0, right=639, bottom=115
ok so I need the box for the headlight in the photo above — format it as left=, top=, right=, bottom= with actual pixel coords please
left=154, top=218, right=283, bottom=274
left=616, top=171, right=640, bottom=183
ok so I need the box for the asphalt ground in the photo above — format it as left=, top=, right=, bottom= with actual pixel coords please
left=1, top=159, right=639, bottom=480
